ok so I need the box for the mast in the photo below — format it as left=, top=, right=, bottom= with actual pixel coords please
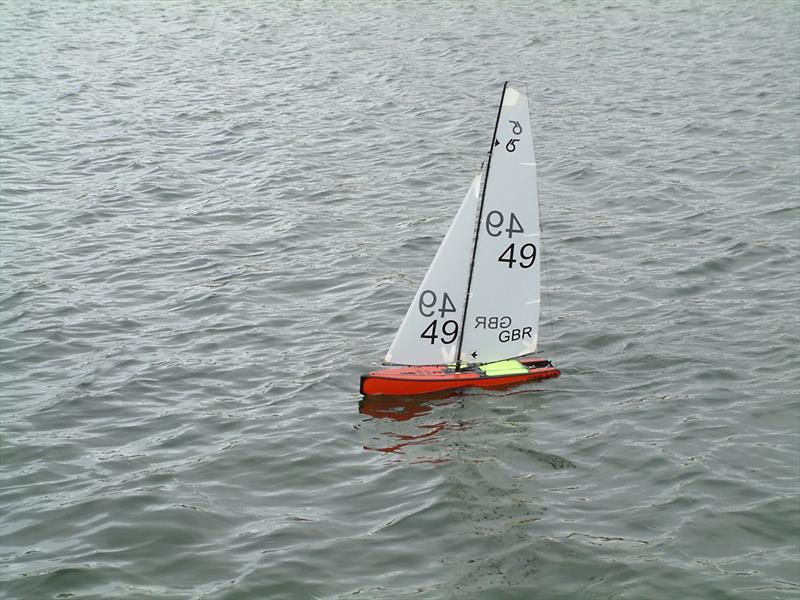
left=454, top=81, right=508, bottom=371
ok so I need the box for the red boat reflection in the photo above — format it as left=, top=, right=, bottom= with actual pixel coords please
left=358, top=391, right=462, bottom=421
left=359, top=393, right=476, bottom=459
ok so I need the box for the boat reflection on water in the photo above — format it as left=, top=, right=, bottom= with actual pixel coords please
left=359, top=391, right=462, bottom=421
left=358, top=393, right=477, bottom=460
left=358, top=388, right=572, bottom=469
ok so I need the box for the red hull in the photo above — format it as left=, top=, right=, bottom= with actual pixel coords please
left=360, top=358, right=560, bottom=396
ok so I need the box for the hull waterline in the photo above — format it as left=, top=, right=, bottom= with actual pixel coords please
left=360, top=358, right=560, bottom=397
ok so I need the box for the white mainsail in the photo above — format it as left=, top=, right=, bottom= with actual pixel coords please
left=458, top=85, right=541, bottom=364
left=386, top=83, right=541, bottom=367
left=385, top=172, right=482, bottom=365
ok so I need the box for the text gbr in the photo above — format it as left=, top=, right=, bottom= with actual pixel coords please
left=474, top=315, right=532, bottom=342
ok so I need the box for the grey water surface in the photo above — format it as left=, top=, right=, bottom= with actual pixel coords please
left=1, top=1, right=799, bottom=599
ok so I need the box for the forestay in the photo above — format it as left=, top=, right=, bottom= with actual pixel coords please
left=384, top=172, right=481, bottom=365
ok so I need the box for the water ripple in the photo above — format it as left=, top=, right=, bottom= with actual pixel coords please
left=2, top=1, right=799, bottom=599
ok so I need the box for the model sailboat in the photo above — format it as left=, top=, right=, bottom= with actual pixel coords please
left=360, top=83, right=560, bottom=396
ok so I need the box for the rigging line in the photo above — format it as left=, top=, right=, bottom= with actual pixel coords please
left=541, top=216, right=560, bottom=366
left=454, top=81, right=508, bottom=371
left=527, top=82, right=560, bottom=366
left=538, top=189, right=559, bottom=366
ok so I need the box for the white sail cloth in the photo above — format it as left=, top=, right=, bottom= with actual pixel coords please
left=384, top=173, right=481, bottom=365
left=386, top=85, right=541, bottom=366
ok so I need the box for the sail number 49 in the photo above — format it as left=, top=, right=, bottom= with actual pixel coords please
left=485, top=210, right=537, bottom=269
left=506, top=120, right=522, bottom=152
left=420, top=320, right=459, bottom=345
left=498, top=243, right=537, bottom=268
left=418, top=290, right=459, bottom=344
